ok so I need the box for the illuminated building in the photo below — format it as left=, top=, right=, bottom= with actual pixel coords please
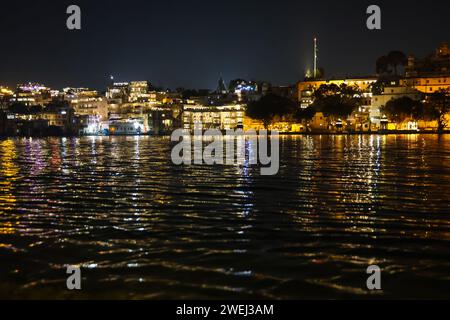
left=147, top=108, right=177, bottom=135
left=297, top=77, right=377, bottom=108
left=50, top=90, right=62, bottom=98
left=128, top=81, right=150, bottom=102
left=63, top=87, right=98, bottom=97
left=108, top=118, right=147, bottom=135
left=309, top=112, right=328, bottom=131
left=229, top=79, right=258, bottom=102
left=227, top=79, right=273, bottom=102
left=106, top=105, right=178, bottom=136
left=106, top=81, right=151, bottom=104
left=0, top=86, right=13, bottom=97
left=40, top=105, right=75, bottom=134
left=64, top=88, right=109, bottom=120
left=183, top=104, right=245, bottom=131
left=401, top=76, right=450, bottom=93
left=370, top=85, right=423, bottom=128
left=12, top=83, right=52, bottom=106
left=298, top=87, right=314, bottom=109
left=106, top=82, right=130, bottom=103
left=63, top=87, right=105, bottom=135
left=243, top=117, right=266, bottom=131
left=402, top=42, right=450, bottom=93
left=0, top=86, right=13, bottom=110
left=77, top=115, right=101, bottom=135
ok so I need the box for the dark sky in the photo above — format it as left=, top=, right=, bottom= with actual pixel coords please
left=0, top=0, right=448, bottom=90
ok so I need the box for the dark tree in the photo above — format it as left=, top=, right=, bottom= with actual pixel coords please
left=45, top=99, right=70, bottom=109
left=371, top=80, right=388, bottom=95
left=29, top=105, right=43, bottom=114
left=387, top=51, right=407, bottom=76
left=310, top=84, right=362, bottom=120
left=8, top=102, right=28, bottom=114
left=424, top=89, right=449, bottom=133
left=246, top=94, right=297, bottom=128
left=313, top=83, right=340, bottom=98
left=376, top=51, right=407, bottom=76
left=180, top=89, right=211, bottom=99
left=381, top=97, right=424, bottom=123
left=376, top=55, right=391, bottom=75
left=295, top=106, right=316, bottom=121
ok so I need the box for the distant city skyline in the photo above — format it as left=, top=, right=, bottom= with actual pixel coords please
left=0, top=0, right=448, bottom=90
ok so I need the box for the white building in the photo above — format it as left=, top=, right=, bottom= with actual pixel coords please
left=183, top=104, right=245, bottom=131
left=64, top=88, right=109, bottom=120
left=370, top=86, right=423, bottom=127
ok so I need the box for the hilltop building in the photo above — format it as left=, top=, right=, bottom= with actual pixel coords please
left=370, top=85, right=423, bottom=129
left=0, top=87, right=13, bottom=110
left=64, top=88, right=109, bottom=119
left=12, top=83, right=52, bottom=106
left=297, top=77, right=377, bottom=109
left=402, top=43, right=450, bottom=93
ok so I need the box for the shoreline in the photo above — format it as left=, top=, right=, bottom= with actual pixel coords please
left=1, top=131, right=450, bottom=138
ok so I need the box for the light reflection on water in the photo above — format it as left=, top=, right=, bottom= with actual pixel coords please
left=0, top=135, right=449, bottom=299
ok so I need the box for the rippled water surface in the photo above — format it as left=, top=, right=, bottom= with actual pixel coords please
left=1, top=135, right=449, bottom=299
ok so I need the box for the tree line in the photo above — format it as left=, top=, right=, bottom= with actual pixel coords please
left=247, top=86, right=449, bottom=132
left=382, top=90, right=449, bottom=132
left=246, top=83, right=365, bottom=128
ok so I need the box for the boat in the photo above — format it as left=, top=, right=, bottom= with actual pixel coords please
left=108, top=118, right=147, bottom=135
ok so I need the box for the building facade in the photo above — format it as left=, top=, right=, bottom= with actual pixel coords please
left=183, top=104, right=245, bottom=131
left=370, top=85, right=423, bottom=128
left=403, top=43, right=450, bottom=93
left=297, top=77, right=377, bottom=108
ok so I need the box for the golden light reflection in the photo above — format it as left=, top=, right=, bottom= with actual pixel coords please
left=0, top=140, right=20, bottom=234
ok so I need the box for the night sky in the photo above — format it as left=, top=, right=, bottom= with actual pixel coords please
left=0, top=0, right=448, bottom=90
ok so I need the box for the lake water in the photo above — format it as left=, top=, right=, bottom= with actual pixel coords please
left=0, top=134, right=449, bottom=299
